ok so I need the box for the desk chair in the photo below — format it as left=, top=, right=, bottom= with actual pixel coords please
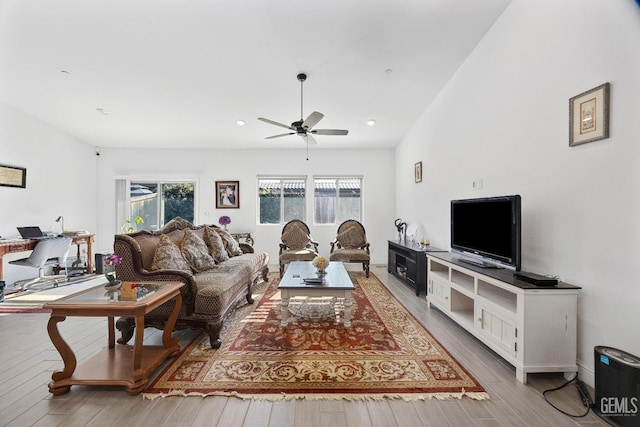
left=10, top=237, right=72, bottom=290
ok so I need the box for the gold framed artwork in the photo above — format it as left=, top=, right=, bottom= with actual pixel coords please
left=569, top=82, right=610, bottom=146
left=215, top=181, right=239, bottom=208
left=0, top=164, right=26, bottom=188
left=414, top=161, right=422, bottom=183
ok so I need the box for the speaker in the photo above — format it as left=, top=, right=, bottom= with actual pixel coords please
left=94, top=251, right=113, bottom=275
left=594, top=346, right=640, bottom=427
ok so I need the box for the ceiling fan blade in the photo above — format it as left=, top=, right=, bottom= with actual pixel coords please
left=265, top=132, right=295, bottom=139
left=310, top=129, right=349, bottom=136
left=300, top=134, right=318, bottom=145
left=258, top=117, right=294, bottom=130
left=302, top=111, right=324, bottom=130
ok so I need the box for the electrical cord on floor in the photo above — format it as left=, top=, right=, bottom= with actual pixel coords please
left=542, top=374, right=593, bottom=418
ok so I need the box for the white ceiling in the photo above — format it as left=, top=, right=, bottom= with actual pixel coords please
left=0, top=0, right=511, bottom=150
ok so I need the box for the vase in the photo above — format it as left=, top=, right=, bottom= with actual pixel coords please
left=316, top=269, right=327, bottom=277
left=104, top=280, right=122, bottom=291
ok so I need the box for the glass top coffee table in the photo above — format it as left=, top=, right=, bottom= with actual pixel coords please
left=278, top=261, right=355, bottom=327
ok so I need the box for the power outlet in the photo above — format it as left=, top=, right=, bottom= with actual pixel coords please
left=472, top=179, right=483, bottom=190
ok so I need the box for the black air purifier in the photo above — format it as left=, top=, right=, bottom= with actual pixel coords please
left=594, top=346, right=640, bottom=427
left=94, top=251, right=113, bottom=275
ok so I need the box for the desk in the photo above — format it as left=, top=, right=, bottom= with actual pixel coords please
left=0, top=233, right=94, bottom=281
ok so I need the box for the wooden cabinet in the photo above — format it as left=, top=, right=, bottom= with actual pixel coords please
left=426, top=252, right=580, bottom=384
left=388, top=240, right=445, bottom=296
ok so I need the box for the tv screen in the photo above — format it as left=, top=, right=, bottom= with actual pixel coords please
left=451, top=195, right=521, bottom=271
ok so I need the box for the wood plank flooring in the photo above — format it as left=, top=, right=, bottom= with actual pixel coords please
left=0, top=265, right=607, bottom=426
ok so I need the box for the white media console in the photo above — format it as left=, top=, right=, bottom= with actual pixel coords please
left=426, top=252, right=580, bottom=383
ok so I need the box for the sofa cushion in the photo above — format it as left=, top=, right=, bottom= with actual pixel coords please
left=337, top=225, right=366, bottom=249
left=281, top=223, right=310, bottom=250
left=181, top=229, right=218, bottom=273
left=151, top=234, right=191, bottom=272
left=330, top=248, right=370, bottom=262
left=203, top=226, right=229, bottom=263
left=216, top=228, right=243, bottom=257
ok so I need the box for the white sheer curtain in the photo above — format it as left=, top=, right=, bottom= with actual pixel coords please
left=115, top=179, right=130, bottom=233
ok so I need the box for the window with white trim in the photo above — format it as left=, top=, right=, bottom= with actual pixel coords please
left=258, top=177, right=306, bottom=225
left=115, top=179, right=196, bottom=232
left=314, top=177, right=362, bottom=224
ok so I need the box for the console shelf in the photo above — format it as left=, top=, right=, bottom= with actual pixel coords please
left=426, top=252, right=581, bottom=384
left=387, top=240, right=446, bottom=296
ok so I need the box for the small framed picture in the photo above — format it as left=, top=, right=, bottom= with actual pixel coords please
left=569, top=83, right=610, bottom=146
left=215, top=181, right=239, bottom=209
left=0, top=164, right=27, bottom=188
left=414, top=161, right=422, bottom=183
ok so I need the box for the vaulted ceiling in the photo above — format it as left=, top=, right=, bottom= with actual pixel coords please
left=0, top=0, right=511, bottom=150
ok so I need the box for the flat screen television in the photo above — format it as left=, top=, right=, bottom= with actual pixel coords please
left=451, top=195, right=521, bottom=271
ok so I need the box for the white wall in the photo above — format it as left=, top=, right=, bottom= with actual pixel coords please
left=0, top=100, right=98, bottom=284
left=95, top=147, right=395, bottom=267
left=395, top=0, right=640, bottom=386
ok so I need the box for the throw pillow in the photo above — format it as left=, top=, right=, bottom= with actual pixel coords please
left=158, top=217, right=194, bottom=233
left=281, top=223, right=310, bottom=250
left=216, top=227, right=243, bottom=257
left=203, top=226, right=229, bottom=263
left=180, top=229, right=218, bottom=272
left=151, top=234, right=191, bottom=272
left=337, top=225, right=365, bottom=249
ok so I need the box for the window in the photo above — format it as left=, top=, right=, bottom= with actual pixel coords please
left=314, top=177, right=362, bottom=224
left=258, top=177, right=305, bottom=224
left=116, top=179, right=195, bottom=232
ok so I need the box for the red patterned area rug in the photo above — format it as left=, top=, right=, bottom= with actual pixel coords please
left=143, top=272, right=488, bottom=401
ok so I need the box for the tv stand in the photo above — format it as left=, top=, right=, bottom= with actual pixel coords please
left=426, top=252, right=580, bottom=384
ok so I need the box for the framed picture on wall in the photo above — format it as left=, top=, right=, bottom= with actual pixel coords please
left=414, top=161, right=422, bottom=183
left=0, top=164, right=27, bottom=188
left=569, top=82, right=610, bottom=146
left=216, top=181, right=239, bottom=208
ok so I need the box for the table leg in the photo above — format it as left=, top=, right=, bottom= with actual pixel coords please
left=108, top=316, right=115, bottom=348
left=162, top=293, right=182, bottom=357
left=47, top=315, right=76, bottom=395
left=280, top=293, right=290, bottom=327
left=126, top=315, right=147, bottom=395
left=343, top=292, right=353, bottom=328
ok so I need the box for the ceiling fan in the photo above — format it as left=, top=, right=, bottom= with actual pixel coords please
left=258, top=73, right=349, bottom=146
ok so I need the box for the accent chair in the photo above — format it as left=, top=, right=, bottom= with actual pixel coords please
left=278, top=219, right=319, bottom=277
left=329, top=219, right=370, bottom=277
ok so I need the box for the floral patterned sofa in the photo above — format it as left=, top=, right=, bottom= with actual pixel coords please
left=113, top=218, right=269, bottom=348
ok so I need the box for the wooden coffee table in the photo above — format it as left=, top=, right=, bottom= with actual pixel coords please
left=278, top=261, right=355, bottom=327
left=43, top=281, right=183, bottom=396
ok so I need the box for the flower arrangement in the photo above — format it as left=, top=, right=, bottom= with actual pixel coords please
left=104, top=254, right=122, bottom=286
left=218, top=215, right=231, bottom=229
left=312, top=255, right=328, bottom=271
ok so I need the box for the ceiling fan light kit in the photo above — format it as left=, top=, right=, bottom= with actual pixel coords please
left=258, top=73, right=349, bottom=153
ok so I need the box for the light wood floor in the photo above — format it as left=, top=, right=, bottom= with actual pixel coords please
left=0, top=265, right=607, bottom=427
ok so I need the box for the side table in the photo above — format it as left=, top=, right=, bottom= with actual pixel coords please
left=231, top=232, right=254, bottom=246
left=43, top=281, right=183, bottom=396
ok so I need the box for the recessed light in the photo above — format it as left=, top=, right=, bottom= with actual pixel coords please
left=236, top=119, right=246, bottom=126
left=367, top=119, right=376, bottom=126
left=61, top=70, right=71, bottom=75
left=384, top=69, right=393, bottom=74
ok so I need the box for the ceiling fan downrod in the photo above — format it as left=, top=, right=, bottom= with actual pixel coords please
left=298, top=73, right=306, bottom=120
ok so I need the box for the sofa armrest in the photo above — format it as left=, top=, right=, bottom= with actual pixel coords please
left=239, top=243, right=254, bottom=254
left=114, top=234, right=198, bottom=315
